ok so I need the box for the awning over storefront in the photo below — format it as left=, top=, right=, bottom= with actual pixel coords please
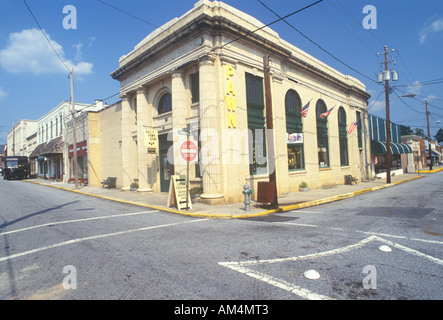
left=371, top=140, right=413, bottom=154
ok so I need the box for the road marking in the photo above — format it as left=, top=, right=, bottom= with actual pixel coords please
left=0, top=219, right=207, bottom=263
left=219, top=262, right=334, bottom=300
left=219, top=235, right=443, bottom=300
left=0, top=210, right=159, bottom=236
left=280, top=222, right=443, bottom=245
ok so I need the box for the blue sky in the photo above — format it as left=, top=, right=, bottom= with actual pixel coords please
left=1, top=0, right=442, bottom=144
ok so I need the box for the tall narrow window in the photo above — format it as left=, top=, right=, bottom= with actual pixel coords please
left=246, top=73, right=266, bottom=175
left=50, top=121, right=53, bottom=139
left=356, top=111, right=363, bottom=148
left=190, top=72, right=200, bottom=104
left=60, top=115, right=63, bottom=134
left=338, top=107, right=349, bottom=166
left=55, top=117, right=58, bottom=137
left=286, top=89, right=304, bottom=170
left=158, top=93, right=172, bottom=114
left=316, top=100, right=329, bottom=168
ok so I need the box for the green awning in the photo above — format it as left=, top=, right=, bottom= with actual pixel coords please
left=371, top=140, right=412, bottom=154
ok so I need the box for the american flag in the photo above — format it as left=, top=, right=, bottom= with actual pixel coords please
left=347, top=120, right=359, bottom=134
left=320, top=107, right=335, bottom=119
left=300, top=100, right=311, bottom=117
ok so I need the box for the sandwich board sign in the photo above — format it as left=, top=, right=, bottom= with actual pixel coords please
left=167, top=175, right=192, bottom=210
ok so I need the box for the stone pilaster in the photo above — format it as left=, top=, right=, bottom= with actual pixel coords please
left=171, top=71, right=187, bottom=176
left=136, top=86, right=152, bottom=192
left=121, top=94, right=137, bottom=190
left=199, top=56, right=224, bottom=204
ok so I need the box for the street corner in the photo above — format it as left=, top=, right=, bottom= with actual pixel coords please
left=219, top=235, right=443, bottom=300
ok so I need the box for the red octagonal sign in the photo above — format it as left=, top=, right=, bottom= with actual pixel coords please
left=180, top=140, right=197, bottom=162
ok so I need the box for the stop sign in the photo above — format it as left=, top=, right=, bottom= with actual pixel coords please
left=180, top=140, right=197, bottom=162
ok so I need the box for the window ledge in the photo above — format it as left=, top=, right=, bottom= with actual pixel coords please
left=289, top=169, right=306, bottom=175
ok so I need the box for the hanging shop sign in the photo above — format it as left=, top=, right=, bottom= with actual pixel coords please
left=145, top=129, right=158, bottom=154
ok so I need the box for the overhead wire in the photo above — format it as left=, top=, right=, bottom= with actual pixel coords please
left=22, top=0, right=71, bottom=74
left=256, top=0, right=378, bottom=84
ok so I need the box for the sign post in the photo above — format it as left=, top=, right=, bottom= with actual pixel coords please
left=180, top=134, right=197, bottom=211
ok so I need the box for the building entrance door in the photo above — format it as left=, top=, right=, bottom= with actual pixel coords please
left=159, top=134, right=174, bottom=192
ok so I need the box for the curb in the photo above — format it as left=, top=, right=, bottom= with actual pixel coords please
left=23, top=175, right=425, bottom=219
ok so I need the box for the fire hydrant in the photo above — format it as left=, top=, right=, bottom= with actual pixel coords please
left=243, top=183, right=252, bottom=211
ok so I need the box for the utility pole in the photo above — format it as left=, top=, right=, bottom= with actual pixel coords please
left=263, top=55, right=278, bottom=207
left=383, top=46, right=392, bottom=184
left=70, top=67, right=79, bottom=190
left=377, top=45, right=397, bottom=184
left=425, top=99, right=433, bottom=170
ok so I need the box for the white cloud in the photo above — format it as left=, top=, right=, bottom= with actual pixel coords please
left=407, top=81, right=423, bottom=96
left=0, top=28, right=93, bottom=75
left=0, top=87, right=7, bottom=99
left=368, top=100, right=385, bottom=112
left=419, top=17, right=443, bottom=44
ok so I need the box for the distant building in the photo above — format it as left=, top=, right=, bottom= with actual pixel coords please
left=29, top=100, right=104, bottom=181
left=6, top=120, right=38, bottom=157
left=368, top=114, right=412, bottom=178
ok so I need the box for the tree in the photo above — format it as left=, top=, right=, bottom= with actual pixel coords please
left=400, top=125, right=413, bottom=136
left=413, top=128, right=428, bottom=140
left=435, top=128, right=443, bottom=143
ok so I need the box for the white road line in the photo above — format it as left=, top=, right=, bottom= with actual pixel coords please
left=229, top=235, right=377, bottom=266
left=0, top=219, right=207, bottom=263
left=0, top=210, right=159, bottom=236
left=219, top=263, right=334, bottom=300
left=280, top=221, right=443, bottom=245
left=219, top=235, right=443, bottom=300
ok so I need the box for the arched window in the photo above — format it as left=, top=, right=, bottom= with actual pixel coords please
left=316, top=99, right=329, bottom=168
left=158, top=93, right=172, bottom=115
left=338, top=107, right=349, bottom=166
left=285, top=90, right=304, bottom=170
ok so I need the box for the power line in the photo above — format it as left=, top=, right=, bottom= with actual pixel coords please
left=216, top=0, right=324, bottom=51
left=22, top=0, right=71, bottom=74
left=96, top=0, right=163, bottom=30
left=256, top=0, right=378, bottom=84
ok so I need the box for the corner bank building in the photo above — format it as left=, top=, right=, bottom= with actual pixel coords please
left=89, top=0, right=372, bottom=204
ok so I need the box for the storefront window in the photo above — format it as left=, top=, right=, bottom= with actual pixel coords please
left=286, top=89, right=304, bottom=170
left=338, top=107, right=349, bottom=166
left=316, top=100, right=329, bottom=168
left=288, top=144, right=304, bottom=170
left=246, top=73, right=267, bottom=175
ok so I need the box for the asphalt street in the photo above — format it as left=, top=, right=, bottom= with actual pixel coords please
left=0, top=172, right=442, bottom=303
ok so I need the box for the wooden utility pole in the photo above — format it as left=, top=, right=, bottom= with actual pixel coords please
left=70, top=67, right=79, bottom=189
left=383, top=46, right=392, bottom=184
left=263, top=55, right=278, bottom=207
left=425, top=99, right=433, bottom=170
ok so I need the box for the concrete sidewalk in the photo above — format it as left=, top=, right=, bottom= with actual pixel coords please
left=24, top=173, right=426, bottom=219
